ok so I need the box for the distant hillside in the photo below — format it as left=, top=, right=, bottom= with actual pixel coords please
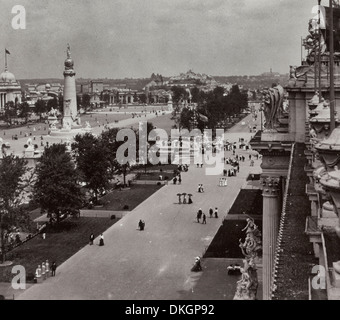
left=18, top=72, right=290, bottom=91
left=18, top=78, right=151, bottom=91
left=214, top=74, right=289, bottom=90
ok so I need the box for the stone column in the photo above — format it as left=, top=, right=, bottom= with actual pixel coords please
left=288, top=92, right=296, bottom=137
left=261, top=176, right=281, bottom=300
left=295, top=92, right=307, bottom=143
left=0, top=94, right=2, bottom=109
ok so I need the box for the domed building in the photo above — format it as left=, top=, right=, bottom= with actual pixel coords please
left=0, top=67, right=22, bottom=112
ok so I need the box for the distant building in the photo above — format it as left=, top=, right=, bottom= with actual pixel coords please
left=25, top=83, right=63, bottom=106
left=0, top=68, right=22, bottom=112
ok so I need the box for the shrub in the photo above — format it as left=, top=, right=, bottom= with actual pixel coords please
left=24, top=144, right=28, bottom=148
left=111, top=214, right=116, bottom=220
left=123, top=204, right=129, bottom=210
left=157, top=182, right=161, bottom=186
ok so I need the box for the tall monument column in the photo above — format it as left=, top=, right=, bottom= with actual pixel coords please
left=261, top=176, right=281, bottom=300
left=63, top=44, right=79, bottom=129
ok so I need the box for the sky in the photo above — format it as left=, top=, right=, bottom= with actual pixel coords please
left=0, top=0, right=322, bottom=79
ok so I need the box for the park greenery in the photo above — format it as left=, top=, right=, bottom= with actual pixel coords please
left=172, top=84, right=248, bottom=131
left=33, top=144, right=84, bottom=224
left=0, top=154, right=32, bottom=262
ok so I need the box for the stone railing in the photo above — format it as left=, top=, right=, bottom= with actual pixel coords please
left=271, top=142, right=296, bottom=298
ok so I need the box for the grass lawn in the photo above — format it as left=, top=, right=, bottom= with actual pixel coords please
left=131, top=113, right=176, bottom=135
left=204, top=189, right=263, bottom=258
left=134, top=164, right=178, bottom=172
left=138, top=171, right=175, bottom=181
left=204, top=219, right=262, bottom=258
left=226, top=189, right=263, bottom=217
left=80, top=113, right=131, bottom=128
left=0, top=217, right=118, bottom=283
left=98, top=184, right=163, bottom=211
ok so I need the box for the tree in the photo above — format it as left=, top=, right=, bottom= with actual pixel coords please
left=139, top=93, right=147, bottom=104
left=102, top=93, right=110, bottom=105
left=191, top=87, right=200, bottom=103
left=47, top=97, right=59, bottom=112
left=3, top=101, right=17, bottom=125
left=76, top=95, right=82, bottom=110
left=100, top=128, right=121, bottom=178
left=82, top=93, right=91, bottom=111
left=33, top=144, right=84, bottom=224
left=0, top=154, right=30, bottom=262
left=58, top=94, right=64, bottom=114
left=178, top=107, right=195, bottom=130
left=17, top=102, right=30, bottom=122
left=35, top=99, right=47, bottom=120
left=71, top=133, right=111, bottom=202
left=171, top=86, right=187, bottom=105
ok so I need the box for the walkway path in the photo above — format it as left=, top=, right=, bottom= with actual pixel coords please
left=16, top=113, right=262, bottom=300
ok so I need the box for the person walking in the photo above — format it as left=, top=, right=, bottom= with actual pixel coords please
left=99, top=233, right=104, bottom=246
left=51, top=261, right=57, bottom=277
left=209, top=207, right=213, bottom=218
left=202, top=213, right=207, bottom=224
left=89, top=233, right=94, bottom=245
left=214, top=207, right=219, bottom=218
left=138, top=219, right=145, bottom=231
left=178, top=176, right=182, bottom=185
left=197, top=208, right=202, bottom=223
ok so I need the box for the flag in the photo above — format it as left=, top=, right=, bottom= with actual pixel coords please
left=198, top=113, right=208, bottom=123
left=5, top=49, right=10, bottom=55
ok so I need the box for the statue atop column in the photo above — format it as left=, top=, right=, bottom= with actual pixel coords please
left=233, top=217, right=262, bottom=300
left=262, top=84, right=285, bottom=131
left=67, top=43, right=71, bottom=59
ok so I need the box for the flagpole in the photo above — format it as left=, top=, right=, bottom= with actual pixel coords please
left=5, top=49, right=7, bottom=71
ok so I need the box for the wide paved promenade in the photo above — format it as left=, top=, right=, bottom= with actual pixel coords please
left=17, top=115, right=261, bottom=300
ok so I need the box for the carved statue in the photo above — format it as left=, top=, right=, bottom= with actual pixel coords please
left=305, top=18, right=327, bottom=60
left=48, top=107, right=58, bottom=117
left=233, top=218, right=262, bottom=300
left=310, top=127, right=317, bottom=139
left=262, top=85, right=285, bottom=130
left=85, top=121, right=91, bottom=129
left=67, top=43, right=71, bottom=58
left=289, top=65, right=297, bottom=80
left=50, top=120, right=58, bottom=130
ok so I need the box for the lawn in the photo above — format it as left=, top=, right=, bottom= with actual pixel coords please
left=204, top=219, right=262, bottom=258
left=98, top=184, right=163, bottom=211
left=137, top=171, right=175, bottom=181
left=204, top=189, right=263, bottom=258
left=131, top=113, right=176, bottom=135
left=226, top=189, right=263, bottom=217
left=0, top=217, right=118, bottom=283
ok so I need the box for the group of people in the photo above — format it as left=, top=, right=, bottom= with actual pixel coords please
left=89, top=233, right=105, bottom=246
left=35, top=260, right=57, bottom=280
left=172, top=173, right=182, bottom=184
left=223, top=167, right=238, bottom=177
left=197, top=184, right=204, bottom=193
left=196, top=207, right=218, bottom=223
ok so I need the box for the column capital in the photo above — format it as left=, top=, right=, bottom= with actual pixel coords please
left=261, top=176, right=280, bottom=196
